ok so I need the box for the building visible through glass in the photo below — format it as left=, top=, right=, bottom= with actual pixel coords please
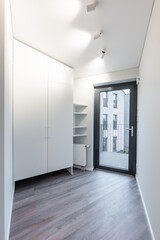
left=99, top=89, right=130, bottom=170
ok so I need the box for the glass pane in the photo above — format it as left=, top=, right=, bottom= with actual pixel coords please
left=99, top=89, right=130, bottom=170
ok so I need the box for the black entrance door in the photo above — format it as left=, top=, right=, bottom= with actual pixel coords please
left=94, top=81, right=137, bottom=175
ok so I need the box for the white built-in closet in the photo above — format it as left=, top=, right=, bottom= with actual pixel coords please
left=14, top=40, right=73, bottom=181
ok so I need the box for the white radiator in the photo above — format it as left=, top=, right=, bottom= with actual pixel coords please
left=73, top=144, right=88, bottom=166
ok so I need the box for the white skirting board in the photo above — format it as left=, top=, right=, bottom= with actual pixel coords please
left=7, top=183, right=15, bottom=240
left=74, top=164, right=94, bottom=171
left=73, top=144, right=88, bottom=167
left=136, top=176, right=155, bottom=240
left=85, top=167, right=94, bottom=171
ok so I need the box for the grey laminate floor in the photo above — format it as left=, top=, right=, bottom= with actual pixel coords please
left=10, top=169, right=152, bottom=240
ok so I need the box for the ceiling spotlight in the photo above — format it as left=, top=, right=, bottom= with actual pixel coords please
left=93, top=31, right=103, bottom=40
left=100, top=49, right=106, bottom=59
left=86, top=1, right=96, bottom=12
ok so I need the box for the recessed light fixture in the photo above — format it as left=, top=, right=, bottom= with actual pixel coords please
left=100, top=49, right=106, bottom=59
left=93, top=31, right=103, bottom=40
left=86, top=1, right=96, bottom=12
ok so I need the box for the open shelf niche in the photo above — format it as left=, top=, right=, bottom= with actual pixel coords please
left=73, top=104, right=88, bottom=139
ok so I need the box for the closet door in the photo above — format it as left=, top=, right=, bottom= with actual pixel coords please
left=48, top=58, right=73, bottom=172
left=14, top=40, right=48, bottom=181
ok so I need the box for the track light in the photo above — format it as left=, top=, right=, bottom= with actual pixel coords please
left=93, top=31, right=103, bottom=40
left=100, top=49, right=106, bottom=59
left=86, top=1, right=96, bottom=12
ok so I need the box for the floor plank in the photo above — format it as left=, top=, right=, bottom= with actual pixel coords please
left=10, top=169, right=152, bottom=240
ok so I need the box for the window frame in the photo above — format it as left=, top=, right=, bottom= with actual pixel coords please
left=113, top=93, right=118, bottom=108
left=103, top=92, right=108, bottom=107
left=103, top=114, right=108, bottom=130
left=113, top=114, right=117, bottom=130
left=113, top=136, right=117, bottom=152
left=103, top=137, right=108, bottom=152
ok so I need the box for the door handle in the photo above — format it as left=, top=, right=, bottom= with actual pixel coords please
left=126, top=126, right=134, bottom=137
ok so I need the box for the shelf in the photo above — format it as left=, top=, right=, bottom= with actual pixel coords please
left=73, top=126, right=88, bottom=129
left=73, top=103, right=88, bottom=140
left=74, top=103, right=88, bottom=107
left=74, top=112, right=87, bottom=115
left=73, top=134, right=88, bottom=137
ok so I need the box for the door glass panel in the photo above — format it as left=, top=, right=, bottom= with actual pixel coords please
left=99, top=89, right=130, bottom=170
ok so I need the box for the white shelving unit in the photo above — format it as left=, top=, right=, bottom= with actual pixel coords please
left=73, top=126, right=88, bottom=129
left=73, top=134, right=88, bottom=137
left=74, top=104, right=88, bottom=107
left=73, top=104, right=88, bottom=139
left=73, top=104, right=88, bottom=168
left=74, top=112, right=87, bottom=115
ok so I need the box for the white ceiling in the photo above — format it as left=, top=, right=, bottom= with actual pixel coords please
left=10, top=0, right=154, bottom=78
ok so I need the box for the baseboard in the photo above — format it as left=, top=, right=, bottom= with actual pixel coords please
left=6, top=182, right=15, bottom=240
left=85, top=166, right=94, bottom=171
left=73, top=165, right=94, bottom=172
left=136, top=176, right=155, bottom=240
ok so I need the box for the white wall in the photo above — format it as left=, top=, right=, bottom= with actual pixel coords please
left=0, top=0, right=14, bottom=239
left=137, top=0, right=160, bottom=239
left=4, top=0, right=14, bottom=238
left=74, top=68, right=138, bottom=170
left=0, top=0, right=5, bottom=238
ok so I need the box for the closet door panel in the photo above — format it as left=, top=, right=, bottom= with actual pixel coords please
left=14, top=40, right=48, bottom=181
left=48, top=57, right=73, bottom=86
left=48, top=81, right=73, bottom=172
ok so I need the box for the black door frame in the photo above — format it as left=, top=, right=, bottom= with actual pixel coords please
left=94, top=81, right=137, bottom=176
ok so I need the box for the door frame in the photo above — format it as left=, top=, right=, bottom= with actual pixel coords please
left=94, top=81, right=137, bottom=176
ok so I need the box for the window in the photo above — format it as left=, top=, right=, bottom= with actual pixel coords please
left=103, top=137, right=108, bottom=152
left=113, top=114, right=117, bottom=130
left=113, top=93, right=118, bottom=108
left=103, top=92, right=108, bottom=107
left=113, top=136, right=117, bottom=152
left=103, top=114, right=108, bottom=130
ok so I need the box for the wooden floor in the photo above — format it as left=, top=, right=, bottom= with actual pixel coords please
left=10, top=169, right=152, bottom=240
